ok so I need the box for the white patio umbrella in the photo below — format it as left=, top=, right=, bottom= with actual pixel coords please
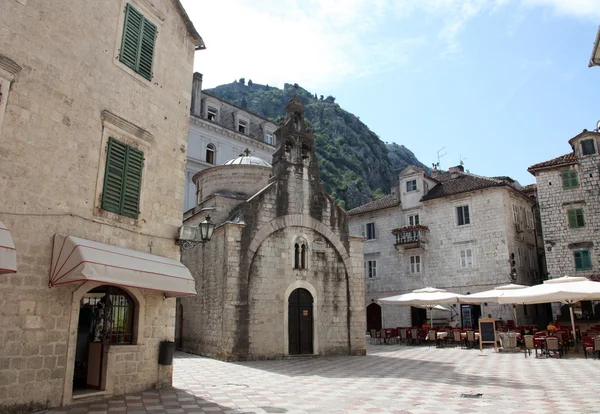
left=378, top=287, right=464, bottom=327
left=497, top=276, right=600, bottom=349
left=459, top=283, right=528, bottom=323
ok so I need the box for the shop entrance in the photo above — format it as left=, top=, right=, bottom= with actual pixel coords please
left=73, top=286, right=134, bottom=392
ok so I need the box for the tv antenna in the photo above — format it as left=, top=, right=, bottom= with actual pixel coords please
left=596, top=120, right=600, bottom=132
left=436, top=147, right=446, bottom=169
left=459, top=154, right=467, bottom=166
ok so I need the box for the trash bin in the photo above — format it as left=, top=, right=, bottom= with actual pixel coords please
left=158, top=340, right=175, bottom=365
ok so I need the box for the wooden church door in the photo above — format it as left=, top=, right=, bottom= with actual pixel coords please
left=288, top=288, right=313, bottom=355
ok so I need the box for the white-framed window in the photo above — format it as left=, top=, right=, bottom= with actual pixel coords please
left=456, top=205, right=470, bottom=226
left=459, top=248, right=474, bottom=269
left=265, top=132, right=274, bottom=145
left=207, top=106, right=218, bottom=122
left=525, top=209, right=534, bottom=229
left=238, top=119, right=247, bottom=134
left=365, top=222, right=376, bottom=240
left=512, top=204, right=521, bottom=223
left=365, top=260, right=377, bottom=278
left=408, top=214, right=420, bottom=226
left=410, top=255, right=421, bottom=274
left=406, top=179, right=417, bottom=192
left=206, top=143, right=216, bottom=164
left=517, top=246, right=524, bottom=268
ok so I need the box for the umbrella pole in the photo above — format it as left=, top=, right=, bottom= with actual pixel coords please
left=513, top=305, right=518, bottom=327
left=430, top=307, right=433, bottom=328
left=569, top=304, right=577, bottom=351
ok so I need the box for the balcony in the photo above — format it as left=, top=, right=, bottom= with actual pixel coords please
left=392, top=225, right=429, bottom=251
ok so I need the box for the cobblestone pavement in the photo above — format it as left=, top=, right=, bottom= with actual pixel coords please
left=48, top=343, right=600, bottom=413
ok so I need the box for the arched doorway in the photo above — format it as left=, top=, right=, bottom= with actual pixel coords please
left=366, top=303, right=382, bottom=333
left=73, top=286, right=134, bottom=392
left=288, top=288, right=313, bottom=355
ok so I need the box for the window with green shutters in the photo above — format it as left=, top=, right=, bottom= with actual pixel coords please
left=561, top=170, right=579, bottom=189
left=101, top=138, right=144, bottom=219
left=119, top=4, right=157, bottom=80
left=567, top=209, right=585, bottom=228
left=573, top=250, right=592, bottom=271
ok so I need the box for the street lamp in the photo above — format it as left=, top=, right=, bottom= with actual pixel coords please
left=510, top=268, right=518, bottom=283
left=177, top=215, right=215, bottom=251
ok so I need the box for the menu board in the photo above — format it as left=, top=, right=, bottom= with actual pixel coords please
left=478, top=318, right=498, bottom=352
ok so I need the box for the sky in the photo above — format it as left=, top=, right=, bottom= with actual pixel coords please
left=180, top=0, right=600, bottom=186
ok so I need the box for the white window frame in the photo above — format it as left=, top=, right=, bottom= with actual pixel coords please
left=406, top=179, right=417, bottom=192
left=517, top=246, right=524, bottom=268
left=207, top=106, right=218, bottom=122
left=512, top=204, right=520, bottom=223
left=456, top=205, right=470, bottom=226
left=265, top=132, right=274, bottom=145
left=365, top=222, right=376, bottom=240
left=365, top=260, right=377, bottom=278
left=410, top=255, right=421, bottom=274
left=459, top=248, right=474, bottom=269
left=408, top=214, right=420, bottom=226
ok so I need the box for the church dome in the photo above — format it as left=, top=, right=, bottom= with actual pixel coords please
left=223, top=153, right=271, bottom=168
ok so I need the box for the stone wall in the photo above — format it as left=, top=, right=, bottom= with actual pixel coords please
left=0, top=0, right=196, bottom=410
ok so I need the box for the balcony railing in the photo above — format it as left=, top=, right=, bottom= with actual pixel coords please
left=392, top=226, right=429, bottom=248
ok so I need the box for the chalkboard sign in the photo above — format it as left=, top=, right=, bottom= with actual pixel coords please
left=478, top=318, right=498, bottom=352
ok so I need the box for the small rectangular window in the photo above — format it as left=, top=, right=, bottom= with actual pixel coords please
left=265, top=133, right=274, bottom=145
left=457, top=205, right=470, bottom=226
left=101, top=138, right=144, bottom=219
left=238, top=120, right=247, bottom=134
left=410, top=255, right=421, bottom=273
left=366, top=223, right=376, bottom=240
left=406, top=180, right=417, bottom=192
left=408, top=214, right=420, bottom=226
left=460, top=249, right=473, bottom=269
left=207, top=107, right=217, bottom=121
left=581, top=139, right=596, bottom=155
left=567, top=209, right=585, bottom=228
left=119, top=4, right=157, bottom=81
left=574, top=249, right=592, bottom=271
left=517, top=246, right=524, bottom=268
left=365, top=260, right=377, bottom=278
left=562, top=170, right=579, bottom=189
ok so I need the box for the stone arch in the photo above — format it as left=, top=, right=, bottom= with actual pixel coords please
left=283, top=281, right=319, bottom=355
left=245, top=214, right=352, bottom=278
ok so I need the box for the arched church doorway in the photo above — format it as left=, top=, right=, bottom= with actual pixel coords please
left=73, top=286, right=134, bottom=392
left=288, top=288, right=313, bottom=355
left=366, top=303, right=382, bottom=333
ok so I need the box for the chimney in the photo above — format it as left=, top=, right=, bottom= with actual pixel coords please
left=391, top=185, right=400, bottom=200
left=430, top=169, right=440, bottom=178
left=191, top=72, right=203, bottom=117
left=448, top=165, right=464, bottom=179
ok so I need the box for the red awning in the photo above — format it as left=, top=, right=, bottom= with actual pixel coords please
left=0, top=219, right=17, bottom=274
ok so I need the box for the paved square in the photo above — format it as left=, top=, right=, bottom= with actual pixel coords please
left=48, top=344, right=600, bottom=413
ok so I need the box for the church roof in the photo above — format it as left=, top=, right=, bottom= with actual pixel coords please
left=223, top=154, right=271, bottom=168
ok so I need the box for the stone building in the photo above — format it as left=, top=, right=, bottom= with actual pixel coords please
left=348, top=165, right=547, bottom=331
left=0, top=1, right=202, bottom=411
left=528, top=129, right=600, bottom=318
left=178, top=96, right=366, bottom=360
left=184, top=74, right=277, bottom=211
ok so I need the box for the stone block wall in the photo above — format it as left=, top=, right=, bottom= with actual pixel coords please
left=0, top=0, right=196, bottom=410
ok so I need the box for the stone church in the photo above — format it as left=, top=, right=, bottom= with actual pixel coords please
left=178, top=96, right=366, bottom=360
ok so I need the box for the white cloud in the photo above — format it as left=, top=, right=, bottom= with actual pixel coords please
left=180, top=0, right=599, bottom=90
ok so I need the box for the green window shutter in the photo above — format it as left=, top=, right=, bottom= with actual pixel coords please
left=562, top=170, right=579, bottom=189
left=102, top=138, right=127, bottom=214
left=577, top=209, right=585, bottom=227
left=121, top=146, right=144, bottom=219
left=567, top=210, right=577, bottom=228
left=574, top=251, right=582, bottom=270
left=137, top=18, right=156, bottom=80
left=119, top=4, right=156, bottom=80
left=582, top=250, right=592, bottom=270
left=120, top=4, right=143, bottom=71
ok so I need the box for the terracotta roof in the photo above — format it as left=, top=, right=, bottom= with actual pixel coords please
left=527, top=153, right=578, bottom=174
left=420, top=172, right=509, bottom=201
left=346, top=194, right=399, bottom=216
left=521, top=184, right=537, bottom=193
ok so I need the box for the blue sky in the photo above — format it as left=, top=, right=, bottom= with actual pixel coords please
left=181, top=0, right=600, bottom=186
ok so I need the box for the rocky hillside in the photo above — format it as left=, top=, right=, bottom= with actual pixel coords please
left=205, top=79, right=428, bottom=209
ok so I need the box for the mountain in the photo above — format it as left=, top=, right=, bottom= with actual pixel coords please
left=205, top=79, right=429, bottom=209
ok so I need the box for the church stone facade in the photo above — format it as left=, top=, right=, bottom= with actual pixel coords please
left=179, top=96, right=366, bottom=360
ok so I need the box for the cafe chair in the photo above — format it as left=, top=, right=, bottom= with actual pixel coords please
left=545, top=337, right=561, bottom=358
left=523, top=335, right=535, bottom=358
left=370, top=329, right=381, bottom=345
left=466, top=330, right=476, bottom=349
left=452, top=330, right=462, bottom=348
left=410, top=328, right=419, bottom=345
left=400, top=328, right=408, bottom=345
left=427, top=330, right=437, bottom=347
